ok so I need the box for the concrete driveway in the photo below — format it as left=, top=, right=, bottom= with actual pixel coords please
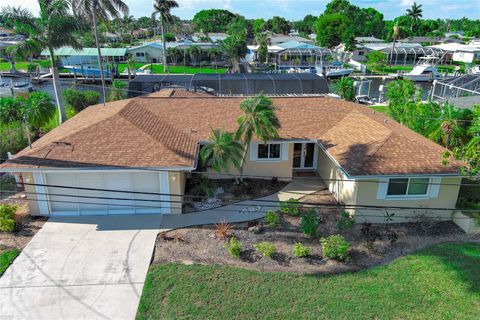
left=0, top=215, right=162, bottom=320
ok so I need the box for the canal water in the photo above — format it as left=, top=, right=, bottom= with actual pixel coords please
left=8, top=76, right=435, bottom=103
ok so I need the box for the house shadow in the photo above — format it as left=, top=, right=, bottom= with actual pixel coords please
left=47, top=214, right=164, bottom=231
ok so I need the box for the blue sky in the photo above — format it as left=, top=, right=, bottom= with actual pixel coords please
left=3, top=0, right=480, bottom=20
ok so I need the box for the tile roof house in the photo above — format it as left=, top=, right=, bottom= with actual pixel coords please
left=1, top=91, right=463, bottom=223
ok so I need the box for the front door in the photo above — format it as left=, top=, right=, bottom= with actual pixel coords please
left=293, top=143, right=316, bottom=169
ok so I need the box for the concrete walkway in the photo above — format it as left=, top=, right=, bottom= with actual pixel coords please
left=160, top=178, right=325, bottom=229
left=0, top=179, right=324, bottom=319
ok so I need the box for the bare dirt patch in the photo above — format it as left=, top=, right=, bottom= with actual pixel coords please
left=0, top=193, right=47, bottom=254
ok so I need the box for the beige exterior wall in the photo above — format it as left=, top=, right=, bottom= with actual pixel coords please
left=316, top=147, right=462, bottom=224
left=353, top=177, right=461, bottom=223
left=168, top=171, right=186, bottom=214
left=19, top=172, right=41, bottom=216
left=204, top=142, right=294, bottom=181
left=316, top=147, right=357, bottom=208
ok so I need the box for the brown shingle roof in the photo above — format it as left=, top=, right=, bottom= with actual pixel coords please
left=2, top=92, right=463, bottom=176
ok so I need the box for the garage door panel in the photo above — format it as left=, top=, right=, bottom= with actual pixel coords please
left=75, top=173, right=108, bottom=215
left=103, top=173, right=135, bottom=215
left=45, top=173, right=80, bottom=215
left=44, top=172, right=170, bottom=216
left=132, top=173, right=163, bottom=214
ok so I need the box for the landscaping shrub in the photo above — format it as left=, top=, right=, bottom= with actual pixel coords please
left=224, top=236, right=243, bottom=258
left=321, top=234, right=350, bottom=261
left=215, top=220, right=233, bottom=240
left=279, top=198, right=300, bottom=216
left=254, top=241, right=276, bottom=257
left=188, top=175, right=215, bottom=197
left=265, top=210, right=280, bottom=227
left=0, top=204, right=17, bottom=232
left=337, top=211, right=355, bottom=230
left=292, top=243, right=311, bottom=257
left=63, top=87, right=100, bottom=113
left=300, top=209, right=319, bottom=237
left=0, top=121, right=29, bottom=160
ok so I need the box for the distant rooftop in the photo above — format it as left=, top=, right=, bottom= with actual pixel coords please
left=41, top=47, right=127, bottom=57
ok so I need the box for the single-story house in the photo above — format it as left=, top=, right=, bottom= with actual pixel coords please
left=1, top=91, right=464, bottom=223
left=127, top=42, right=164, bottom=63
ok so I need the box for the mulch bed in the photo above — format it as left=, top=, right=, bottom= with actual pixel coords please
left=154, top=190, right=479, bottom=274
left=0, top=193, right=47, bottom=254
left=183, top=178, right=288, bottom=212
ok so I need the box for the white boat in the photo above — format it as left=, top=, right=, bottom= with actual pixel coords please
left=323, top=62, right=354, bottom=78
left=0, top=77, right=33, bottom=97
left=390, top=56, right=443, bottom=82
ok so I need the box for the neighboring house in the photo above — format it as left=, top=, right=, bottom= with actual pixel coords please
left=41, top=47, right=128, bottom=66
left=429, top=43, right=480, bottom=63
left=1, top=91, right=463, bottom=223
left=127, top=43, right=164, bottom=63
left=0, top=35, right=25, bottom=57
left=355, top=36, right=384, bottom=44
left=269, top=35, right=315, bottom=45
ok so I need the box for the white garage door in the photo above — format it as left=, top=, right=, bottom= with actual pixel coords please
left=41, top=172, right=170, bottom=216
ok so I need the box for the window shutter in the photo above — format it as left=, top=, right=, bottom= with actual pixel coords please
left=429, top=177, right=441, bottom=198
left=281, top=143, right=289, bottom=161
left=376, top=178, right=389, bottom=200
left=249, top=142, right=258, bottom=161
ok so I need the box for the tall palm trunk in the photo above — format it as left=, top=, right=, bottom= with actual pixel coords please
left=92, top=11, right=107, bottom=105
left=160, top=15, right=168, bottom=73
left=48, top=47, right=66, bottom=124
left=238, top=142, right=249, bottom=183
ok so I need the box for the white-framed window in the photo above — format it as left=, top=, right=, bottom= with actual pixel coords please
left=136, top=52, right=145, bottom=57
left=386, top=177, right=430, bottom=197
left=257, top=143, right=281, bottom=160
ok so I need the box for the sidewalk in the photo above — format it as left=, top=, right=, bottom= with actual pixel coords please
left=159, top=178, right=324, bottom=230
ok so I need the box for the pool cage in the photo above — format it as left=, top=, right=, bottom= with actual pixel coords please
left=276, top=48, right=334, bottom=70
left=431, top=74, right=480, bottom=102
left=380, top=47, right=451, bottom=65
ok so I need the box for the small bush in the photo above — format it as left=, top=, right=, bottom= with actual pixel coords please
left=224, top=236, right=243, bottom=258
left=279, top=198, right=300, bottom=216
left=292, top=243, right=311, bottom=257
left=300, top=209, right=319, bottom=237
left=0, top=204, right=17, bottom=232
left=321, top=234, right=350, bottom=261
left=215, top=220, right=233, bottom=240
left=188, top=175, right=215, bottom=197
left=63, top=87, right=100, bottom=113
left=337, top=211, right=355, bottom=230
left=254, top=241, right=276, bottom=257
left=265, top=210, right=280, bottom=227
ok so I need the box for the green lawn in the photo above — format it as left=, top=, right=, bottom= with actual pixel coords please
left=369, top=105, right=389, bottom=114
left=0, top=61, right=51, bottom=72
left=0, top=249, right=20, bottom=276
left=137, top=243, right=480, bottom=320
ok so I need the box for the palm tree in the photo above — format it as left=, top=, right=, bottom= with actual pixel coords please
left=390, top=22, right=408, bottom=65
left=71, top=0, right=129, bottom=106
left=107, top=80, right=127, bottom=101
left=2, top=2, right=86, bottom=124
left=254, top=32, right=269, bottom=64
left=188, top=45, right=201, bottom=66
left=425, top=104, right=469, bottom=150
left=200, top=128, right=243, bottom=176
left=235, top=95, right=281, bottom=181
left=207, top=47, right=221, bottom=70
left=333, top=77, right=355, bottom=101
left=121, top=15, right=136, bottom=44
left=406, top=2, right=423, bottom=33
left=126, top=56, right=137, bottom=81
left=152, top=0, right=179, bottom=73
